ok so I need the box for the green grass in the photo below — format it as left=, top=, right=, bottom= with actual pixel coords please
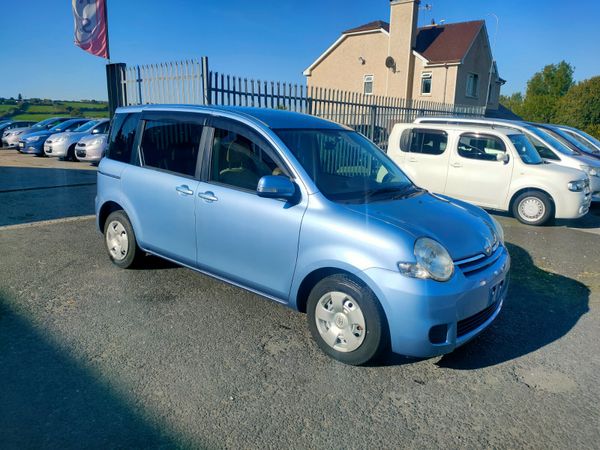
left=12, top=114, right=55, bottom=121
left=0, top=105, right=16, bottom=113
left=27, top=105, right=62, bottom=113
left=61, top=101, right=107, bottom=110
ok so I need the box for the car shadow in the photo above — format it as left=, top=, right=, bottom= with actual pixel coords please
left=134, top=254, right=180, bottom=270
left=0, top=166, right=97, bottom=227
left=436, top=242, right=589, bottom=370
left=0, top=295, right=179, bottom=448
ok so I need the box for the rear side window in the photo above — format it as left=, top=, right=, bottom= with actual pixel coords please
left=140, top=119, right=203, bottom=177
left=458, top=133, right=506, bottom=161
left=106, top=113, right=139, bottom=163
left=401, top=129, right=447, bottom=155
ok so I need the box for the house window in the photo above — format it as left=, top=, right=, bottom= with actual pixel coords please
left=363, top=75, right=374, bottom=95
left=466, top=73, right=479, bottom=98
left=421, top=72, right=432, bottom=95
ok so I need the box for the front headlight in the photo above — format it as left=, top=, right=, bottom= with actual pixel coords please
left=398, top=237, right=454, bottom=282
left=26, top=135, right=41, bottom=142
left=568, top=180, right=586, bottom=192
left=89, top=138, right=104, bottom=146
left=54, top=136, right=67, bottom=143
left=491, top=216, right=505, bottom=244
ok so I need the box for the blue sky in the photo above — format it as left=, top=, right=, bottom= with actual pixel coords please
left=1, top=0, right=598, bottom=101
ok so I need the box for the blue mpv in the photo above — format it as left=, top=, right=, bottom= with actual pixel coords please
left=96, top=105, right=510, bottom=365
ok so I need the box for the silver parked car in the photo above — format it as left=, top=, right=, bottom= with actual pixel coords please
left=75, top=132, right=108, bottom=164
left=44, top=119, right=110, bottom=161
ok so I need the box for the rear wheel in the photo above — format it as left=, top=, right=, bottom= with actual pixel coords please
left=307, top=274, right=387, bottom=365
left=512, top=191, right=553, bottom=226
left=103, top=210, right=143, bottom=268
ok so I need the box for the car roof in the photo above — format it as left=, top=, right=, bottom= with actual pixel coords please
left=407, top=122, right=520, bottom=135
left=116, top=104, right=347, bottom=130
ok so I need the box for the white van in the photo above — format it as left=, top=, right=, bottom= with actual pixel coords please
left=413, top=116, right=600, bottom=200
left=388, top=123, right=591, bottom=225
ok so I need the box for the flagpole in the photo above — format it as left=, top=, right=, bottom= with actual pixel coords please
left=104, top=0, right=111, bottom=63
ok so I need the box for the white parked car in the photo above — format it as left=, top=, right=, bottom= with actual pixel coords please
left=388, top=123, right=591, bottom=226
left=414, top=116, right=600, bottom=201
left=44, top=119, right=110, bottom=161
left=75, top=132, right=108, bottom=164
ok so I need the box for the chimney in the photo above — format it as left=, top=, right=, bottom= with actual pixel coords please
left=387, top=0, right=420, bottom=99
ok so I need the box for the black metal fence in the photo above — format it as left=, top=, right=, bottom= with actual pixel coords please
left=107, top=58, right=485, bottom=149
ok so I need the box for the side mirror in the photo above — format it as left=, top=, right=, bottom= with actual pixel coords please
left=91, top=128, right=100, bottom=134
left=496, top=153, right=509, bottom=164
left=257, top=175, right=296, bottom=200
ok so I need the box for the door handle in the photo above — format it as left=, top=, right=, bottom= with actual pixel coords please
left=176, top=185, right=194, bottom=196
left=198, top=191, right=218, bottom=202
left=408, top=157, right=418, bottom=162
left=450, top=162, right=462, bottom=168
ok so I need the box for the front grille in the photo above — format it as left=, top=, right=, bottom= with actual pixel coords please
left=457, top=299, right=501, bottom=337
left=455, top=244, right=502, bottom=276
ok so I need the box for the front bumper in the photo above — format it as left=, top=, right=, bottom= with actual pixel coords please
left=3, top=136, right=20, bottom=147
left=362, top=245, right=510, bottom=358
left=44, top=140, right=70, bottom=157
left=18, top=140, right=44, bottom=154
left=76, top=143, right=104, bottom=162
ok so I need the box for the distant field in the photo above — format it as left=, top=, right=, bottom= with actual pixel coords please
left=1, top=100, right=108, bottom=121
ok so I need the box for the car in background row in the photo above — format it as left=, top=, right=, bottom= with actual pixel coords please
left=75, top=132, right=108, bottom=164
left=531, top=123, right=600, bottom=160
left=18, top=118, right=91, bottom=156
left=556, top=125, right=600, bottom=153
left=388, top=122, right=591, bottom=226
left=414, top=117, right=600, bottom=201
left=44, top=119, right=110, bottom=160
left=2, top=117, right=71, bottom=148
left=0, top=120, right=37, bottom=146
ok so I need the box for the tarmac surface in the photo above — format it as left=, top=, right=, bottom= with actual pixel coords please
left=1, top=149, right=599, bottom=448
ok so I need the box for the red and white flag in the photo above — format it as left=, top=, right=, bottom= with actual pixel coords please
left=72, top=0, right=109, bottom=59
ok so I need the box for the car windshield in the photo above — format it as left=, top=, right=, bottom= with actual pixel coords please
left=74, top=120, right=98, bottom=132
left=32, top=118, right=61, bottom=129
left=276, top=129, right=417, bottom=203
left=542, top=126, right=597, bottom=155
left=524, top=125, right=578, bottom=156
left=49, top=119, right=83, bottom=132
left=508, top=133, right=543, bottom=164
left=562, top=128, right=600, bottom=152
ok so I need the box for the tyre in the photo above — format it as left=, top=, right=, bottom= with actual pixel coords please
left=67, top=144, right=78, bottom=161
left=512, top=191, right=553, bottom=226
left=103, top=210, right=143, bottom=268
left=307, top=274, right=388, bottom=365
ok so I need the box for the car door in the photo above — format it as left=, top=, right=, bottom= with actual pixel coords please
left=444, top=132, right=513, bottom=208
left=194, top=118, right=307, bottom=300
left=400, top=128, right=450, bottom=193
left=121, top=111, right=205, bottom=266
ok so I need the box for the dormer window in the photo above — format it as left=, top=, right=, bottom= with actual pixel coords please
left=421, top=72, right=432, bottom=95
left=466, top=73, right=479, bottom=98
left=363, top=75, right=374, bottom=95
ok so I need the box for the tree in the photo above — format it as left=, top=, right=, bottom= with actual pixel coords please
left=555, top=76, right=600, bottom=139
left=499, top=92, right=524, bottom=116
left=17, top=93, right=22, bottom=102
left=519, top=61, right=575, bottom=122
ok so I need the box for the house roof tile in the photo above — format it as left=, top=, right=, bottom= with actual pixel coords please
left=342, top=19, right=485, bottom=64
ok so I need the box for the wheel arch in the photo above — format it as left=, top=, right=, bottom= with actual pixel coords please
left=98, top=201, right=125, bottom=233
left=509, top=187, right=556, bottom=214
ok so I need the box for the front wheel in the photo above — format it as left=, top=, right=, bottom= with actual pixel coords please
left=103, top=210, right=143, bottom=268
left=512, top=191, right=553, bottom=226
left=307, top=274, right=388, bottom=365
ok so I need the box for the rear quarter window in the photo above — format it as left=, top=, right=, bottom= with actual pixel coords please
left=106, top=113, right=140, bottom=164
